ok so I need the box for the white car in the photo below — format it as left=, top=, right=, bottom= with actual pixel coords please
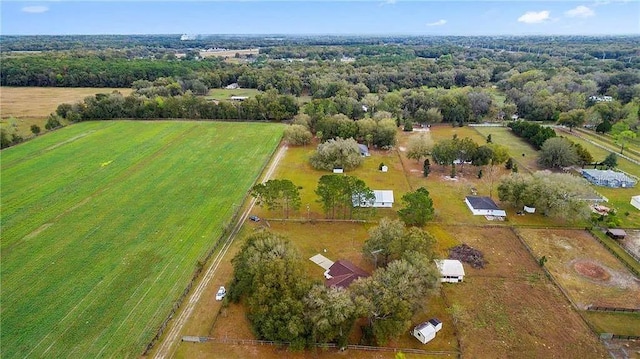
left=215, top=286, right=226, bottom=301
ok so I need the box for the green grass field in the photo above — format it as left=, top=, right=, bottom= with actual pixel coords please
left=206, top=88, right=262, bottom=101
left=0, top=120, right=283, bottom=358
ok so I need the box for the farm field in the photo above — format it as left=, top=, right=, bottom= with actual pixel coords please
left=438, top=226, right=608, bottom=359
left=517, top=229, right=640, bottom=310
left=0, top=120, right=283, bottom=358
left=0, top=86, right=132, bottom=118
left=198, top=48, right=259, bottom=58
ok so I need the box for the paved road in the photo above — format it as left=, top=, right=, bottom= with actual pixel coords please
left=152, top=145, right=287, bottom=359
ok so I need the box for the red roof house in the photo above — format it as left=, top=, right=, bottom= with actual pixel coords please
left=325, top=260, right=369, bottom=288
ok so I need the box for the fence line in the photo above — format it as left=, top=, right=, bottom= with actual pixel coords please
left=612, top=335, right=640, bottom=340
left=587, top=306, right=639, bottom=313
left=188, top=337, right=460, bottom=356
left=143, top=142, right=283, bottom=355
left=587, top=229, right=640, bottom=278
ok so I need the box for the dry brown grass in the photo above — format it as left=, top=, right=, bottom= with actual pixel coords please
left=437, top=226, right=608, bottom=359
left=517, top=228, right=640, bottom=309
left=0, top=87, right=132, bottom=118
left=198, top=49, right=259, bottom=58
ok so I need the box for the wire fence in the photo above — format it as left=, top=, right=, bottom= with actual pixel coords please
left=186, top=337, right=461, bottom=356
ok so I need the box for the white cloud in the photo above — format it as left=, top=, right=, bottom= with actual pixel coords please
left=517, top=10, right=550, bottom=24
left=565, top=5, right=595, bottom=18
left=426, top=19, right=447, bottom=26
left=22, top=6, right=49, bottom=14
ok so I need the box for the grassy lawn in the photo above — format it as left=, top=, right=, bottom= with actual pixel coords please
left=260, top=137, right=411, bottom=221
left=0, top=120, right=283, bottom=358
left=582, top=311, right=640, bottom=336
left=206, top=88, right=262, bottom=101
left=0, top=87, right=132, bottom=118
left=517, top=229, right=640, bottom=310
left=437, top=226, right=607, bottom=359
left=472, top=126, right=542, bottom=174
left=0, top=117, right=72, bottom=138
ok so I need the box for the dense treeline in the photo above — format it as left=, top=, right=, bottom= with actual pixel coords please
left=56, top=90, right=298, bottom=122
left=507, top=121, right=556, bottom=149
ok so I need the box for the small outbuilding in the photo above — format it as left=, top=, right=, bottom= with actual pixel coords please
left=631, top=195, right=640, bottom=211
left=381, top=165, right=388, bottom=173
left=464, top=196, right=506, bottom=217
left=333, top=167, right=344, bottom=174
left=581, top=169, right=637, bottom=188
left=412, top=319, right=442, bottom=344
left=358, top=144, right=370, bottom=157
left=435, top=259, right=465, bottom=283
left=371, top=190, right=394, bottom=208
left=606, top=229, right=627, bottom=240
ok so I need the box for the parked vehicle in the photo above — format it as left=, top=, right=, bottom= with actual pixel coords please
left=215, top=286, right=226, bottom=301
left=249, top=215, right=260, bottom=222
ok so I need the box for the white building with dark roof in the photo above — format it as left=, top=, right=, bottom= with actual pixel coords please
left=464, top=196, right=506, bottom=217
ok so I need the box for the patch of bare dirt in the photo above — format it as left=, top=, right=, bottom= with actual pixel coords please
left=573, top=260, right=611, bottom=281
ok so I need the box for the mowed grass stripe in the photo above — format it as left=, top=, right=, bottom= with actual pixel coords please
left=1, top=121, right=283, bottom=358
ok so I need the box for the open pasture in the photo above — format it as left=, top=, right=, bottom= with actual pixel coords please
left=517, top=228, right=640, bottom=310
left=436, top=226, right=608, bottom=358
left=0, top=120, right=283, bottom=358
left=472, top=126, right=542, bottom=173
left=0, top=86, right=132, bottom=118
left=206, top=88, right=262, bottom=101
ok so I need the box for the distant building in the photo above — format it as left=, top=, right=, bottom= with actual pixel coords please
left=589, top=95, right=613, bottom=102
left=230, top=96, right=248, bottom=101
left=225, top=83, right=239, bottom=90
left=581, top=169, right=637, bottom=188
left=358, top=144, right=370, bottom=157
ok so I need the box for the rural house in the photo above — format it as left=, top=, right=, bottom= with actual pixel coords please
left=581, top=169, right=637, bottom=188
left=434, top=259, right=465, bottom=283
left=464, top=196, right=506, bottom=217
left=324, top=260, right=369, bottom=288
left=353, top=190, right=395, bottom=208
left=412, top=319, right=442, bottom=344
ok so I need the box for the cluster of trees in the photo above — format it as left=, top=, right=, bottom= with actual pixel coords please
left=497, top=172, right=592, bottom=220
left=315, top=174, right=374, bottom=219
left=507, top=121, right=556, bottom=149
left=310, top=138, right=364, bottom=172
left=250, top=179, right=301, bottom=218
left=429, top=135, right=509, bottom=178
left=537, top=137, right=593, bottom=169
left=312, top=114, right=398, bottom=148
left=55, top=90, right=298, bottom=122
left=228, top=218, right=439, bottom=348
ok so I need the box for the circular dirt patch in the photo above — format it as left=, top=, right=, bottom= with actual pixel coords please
left=573, top=260, right=611, bottom=281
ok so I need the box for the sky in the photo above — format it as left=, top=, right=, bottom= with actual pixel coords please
left=1, top=1, right=639, bottom=36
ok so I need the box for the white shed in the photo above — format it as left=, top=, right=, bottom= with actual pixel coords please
left=412, top=319, right=442, bottom=344
left=333, top=167, right=344, bottom=174
left=435, top=259, right=465, bottom=283
left=631, top=195, right=640, bottom=211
